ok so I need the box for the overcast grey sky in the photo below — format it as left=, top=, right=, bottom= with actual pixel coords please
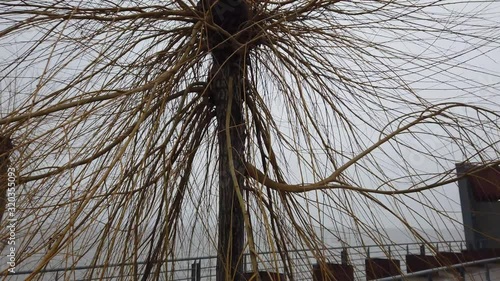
left=0, top=1, right=499, bottom=276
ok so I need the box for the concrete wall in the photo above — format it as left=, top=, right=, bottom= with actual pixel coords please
left=456, top=163, right=500, bottom=250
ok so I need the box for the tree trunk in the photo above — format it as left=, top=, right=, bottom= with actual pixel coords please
left=212, top=57, right=246, bottom=281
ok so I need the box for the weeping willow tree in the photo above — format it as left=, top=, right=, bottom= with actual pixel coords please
left=0, top=0, right=499, bottom=280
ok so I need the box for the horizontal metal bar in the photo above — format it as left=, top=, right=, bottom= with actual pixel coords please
left=374, top=256, right=500, bottom=281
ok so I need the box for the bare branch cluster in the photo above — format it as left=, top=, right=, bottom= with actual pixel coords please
left=0, top=0, right=499, bottom=280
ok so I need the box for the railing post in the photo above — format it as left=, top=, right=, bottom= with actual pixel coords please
left=484, top=263, right=490, bottom=281
left=244, top=252, right=247, bottom=273
left=192, top=261, right=201, bottom=281
left=458, top=266, right=465, bottom=279
left=420, top=244, right=425, bottom=256
left=341, top=248, right=349, bottom=265
left=197, top=260, right=201, bottom=281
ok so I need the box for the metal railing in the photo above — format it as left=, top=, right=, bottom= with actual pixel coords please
left=5, top=240, right=466, bottom=281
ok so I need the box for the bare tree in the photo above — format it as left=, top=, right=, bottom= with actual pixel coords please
left=0, top=0, right=499, bottom=280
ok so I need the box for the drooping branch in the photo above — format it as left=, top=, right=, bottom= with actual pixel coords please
left=14, top=83, right=207, bottom=184
left=245, top=103, right=500, bottom=194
